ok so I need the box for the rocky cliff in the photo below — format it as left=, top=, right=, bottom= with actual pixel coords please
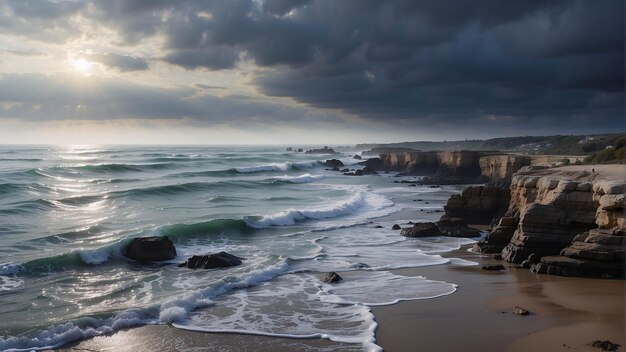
left=374, top=150, right=488, bottom=177
left=442, top=186, right=510, bottom=225
left=473, top=168, right=625, bottom=278
left=479, top=155, right=531, bottom=182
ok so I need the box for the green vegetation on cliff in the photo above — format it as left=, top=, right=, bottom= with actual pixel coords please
left=356, top=133, right=623, bottom=157
left=584, top=135, right=626, bottom=164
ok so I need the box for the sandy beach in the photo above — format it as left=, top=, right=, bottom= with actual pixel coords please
left=58, top=243, right=625, bottom=352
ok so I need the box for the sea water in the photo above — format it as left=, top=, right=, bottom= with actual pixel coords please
left=0, top=145, right=479, bottom=351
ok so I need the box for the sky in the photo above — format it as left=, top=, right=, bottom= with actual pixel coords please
left=0, top=0, right=623, bottom=145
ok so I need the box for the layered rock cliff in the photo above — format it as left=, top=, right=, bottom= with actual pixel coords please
left=373, top=151, right=488, bottom=177
left=442, top=186, right=510, bottom=225
left=473, top=168, right=625, bottom=278
left=479, top=155, right=531, bottom=182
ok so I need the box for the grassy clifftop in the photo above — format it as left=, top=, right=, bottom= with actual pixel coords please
left=356, top=133, right=623, bottom=158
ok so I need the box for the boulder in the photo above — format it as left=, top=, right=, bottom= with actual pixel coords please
left=392, top=224, right=401, bottom=230
left=324, top=159, right=344, bottom=168
left=513, top=306, right=530, bottom=315
left=400, top=222, right=443, bottom=237
left=320, top=272, right=342, bottom=283
left=362, top=166, right=377, bottom=175
left=353, top=155, right=362, bottom=160
left=435, top=218, right=481, bottom=238
left=178, top=252, right=245, bottom=269
left=482, top=264, right=505, bottom=271
left=591, top=340, right=620, bottom=351
left=124, top=236, right=177, bottom=262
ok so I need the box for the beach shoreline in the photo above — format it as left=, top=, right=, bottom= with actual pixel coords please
left=58, top=243, right=625, bottom=351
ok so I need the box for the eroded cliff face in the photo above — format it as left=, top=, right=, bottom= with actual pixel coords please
left=479, top=155, right=531, bottom=182
left=376, top=151, right=486, bottom=177
left=442, top=186, right=509, bottom=225
left=474, top=170, right=625, bottom=278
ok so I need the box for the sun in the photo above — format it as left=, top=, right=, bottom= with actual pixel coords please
left=71, top=58, right=93, bottom=75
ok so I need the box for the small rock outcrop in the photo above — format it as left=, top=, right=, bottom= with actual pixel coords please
left=124, top=236, right=177, bottom=262
left=324, top=159, right=344, bottom=168
left=392, top=224, right=401, bottom=230
left=401, top=222, right=443, bottom=237
left=435, top=218, right=482, bottom=237
left=305, top=146, right=337, bottom=154
left=442, top=185, right=510, bottom=225
left=320, top=272, right=342, bottom=283
left=482, top=264, right=505, bottom=271
left=513, top=306, right=530, bottom=315
left=473, top=217, right=518, bottom=254
left=353, top=155, right=362, bottom=160
left=400, top=220, right=481, bottom=238
left=178, top=252, right=245, bottom=269
left=591, top=340, right=620, bottom=351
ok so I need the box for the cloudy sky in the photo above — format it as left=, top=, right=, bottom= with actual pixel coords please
left=0, top=0, right=623, bottom=144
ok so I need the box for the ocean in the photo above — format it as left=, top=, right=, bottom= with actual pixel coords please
left=0, top=145, right=479, bottom=351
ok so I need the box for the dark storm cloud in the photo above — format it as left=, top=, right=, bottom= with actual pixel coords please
left=87, top=53, right=149, bottom=72
left=1, top=0, right=623, bottom=134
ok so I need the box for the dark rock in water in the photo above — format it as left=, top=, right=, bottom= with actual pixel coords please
left=392, top=224, right=401, bottom=230
left=320, top=272, right=342, bottom=283
left=354, top=169, right=364, bottom=176
left=364, top=157, right=384, bottom=170
left=331, top=167, right=340, bottom=171
left=482, top=264, right=505, bottom=271
left=401, top=222, right=443, bottom=237
left=353, top=155, right=362, bottom=160
left=374, top=225, right=384, bottom=228
left=286, top=147, right=293, bottom=151
left=324, top=159, right=344, bottom=168
left=297, top=148, right=303, bottom=152
left=513, top=306, right=530, bottom=315
left=178, top=252, right=245, bottom=269
left=343, top=172, right=355, bottom=176
left=591, top=340, right=621, bottom=351
left=435, top=218, right=482, bottom=238
left=408, top=184, right=416, bottom=187
left=125, top=236, right=176, bottom=262
left=306, top=146, right=337, bottom=154
left=362, top=166, right=377, bottom=175
left=341, top=168, right=350, bottom=172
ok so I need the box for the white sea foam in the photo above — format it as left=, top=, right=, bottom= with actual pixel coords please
left=236, top=163, right=290, bottom=173
left=0, top=308, right=158, bottom=352
left=0, top=262, right=24, bottom=291
left=235, top=161, right=316, bottom=173
left=76, top=240, right=128, bottom=265
left=246, top=187, right=393, bottom=228
left=158, top=258, right=291, bottom=323
left=273, top=173, right=326, bottom=183
left=318, top=271, right=457, bottom=306
left=174, top=273, right=382, bottom=351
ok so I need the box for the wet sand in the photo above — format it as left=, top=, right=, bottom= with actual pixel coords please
left=58, top=245, right=625, bottom=351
